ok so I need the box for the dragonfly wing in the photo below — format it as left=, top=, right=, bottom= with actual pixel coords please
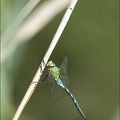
left=60, top=57, right=67, bottom=75
left=50, top=85, right=61, bottom=98
left=60, top=75, right=69, bottom=87
left=43, top=72, right=54, bottom=83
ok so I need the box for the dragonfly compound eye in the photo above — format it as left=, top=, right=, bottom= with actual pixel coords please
left=47, top=61, right=55, bottom=67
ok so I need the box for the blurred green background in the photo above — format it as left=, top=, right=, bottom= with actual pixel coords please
left=1, top=0, right=119, bottom=120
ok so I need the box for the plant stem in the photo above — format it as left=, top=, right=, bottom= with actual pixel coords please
left=1, top=0, right=70, bottom=63
left=2, top=0, right=41, bottom=47
left=12, top=0, right=78, bottom=120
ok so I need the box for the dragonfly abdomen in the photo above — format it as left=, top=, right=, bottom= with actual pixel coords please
left=63, top=87, right=86, bottom=120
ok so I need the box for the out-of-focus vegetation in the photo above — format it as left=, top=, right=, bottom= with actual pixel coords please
left=1, top=0, right=119, bottom=120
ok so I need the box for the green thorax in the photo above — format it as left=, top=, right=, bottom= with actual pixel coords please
left=47, top=61, right=60, bottom=80
left=51, top=66, right=60, bottom=79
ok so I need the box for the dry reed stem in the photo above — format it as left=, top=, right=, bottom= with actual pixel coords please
left=13, top=0, right=78, bottom=120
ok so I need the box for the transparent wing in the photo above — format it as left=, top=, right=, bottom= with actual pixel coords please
left=50, top=75, right=69, bottom=98
left=60, top=57, right=69, bottom=87
left=60, top=57, right=67, bottom=75
left=44, top=72, right=55, bottom=83
left=60, top=75, right=69, bottom=87
left=50, top=84, right=61, bottom=98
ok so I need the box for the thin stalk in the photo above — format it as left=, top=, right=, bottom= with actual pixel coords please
left=1, top=0, right=70, bottom=63
left=2, top=0, right=41, bottom=47
left=12, top=0, right=78, bottom=120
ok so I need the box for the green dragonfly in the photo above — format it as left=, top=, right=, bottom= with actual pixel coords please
left=42, top=57, right=86, bottom=120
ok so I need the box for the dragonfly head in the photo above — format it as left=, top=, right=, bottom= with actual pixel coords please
left=46, top=61, right=56, bottom=70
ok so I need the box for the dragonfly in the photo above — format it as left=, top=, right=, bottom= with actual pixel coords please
left=42, top=57, right=86, bottom=120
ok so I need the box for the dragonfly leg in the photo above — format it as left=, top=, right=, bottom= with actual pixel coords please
left=41, top=73, right=49, bottom=83
left=30, top=74, right=49, bottom=85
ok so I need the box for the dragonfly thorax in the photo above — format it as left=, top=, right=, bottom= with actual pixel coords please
left=47, top=61, right=60, bottom=79
left=50, top=66, right=60, bottom=80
